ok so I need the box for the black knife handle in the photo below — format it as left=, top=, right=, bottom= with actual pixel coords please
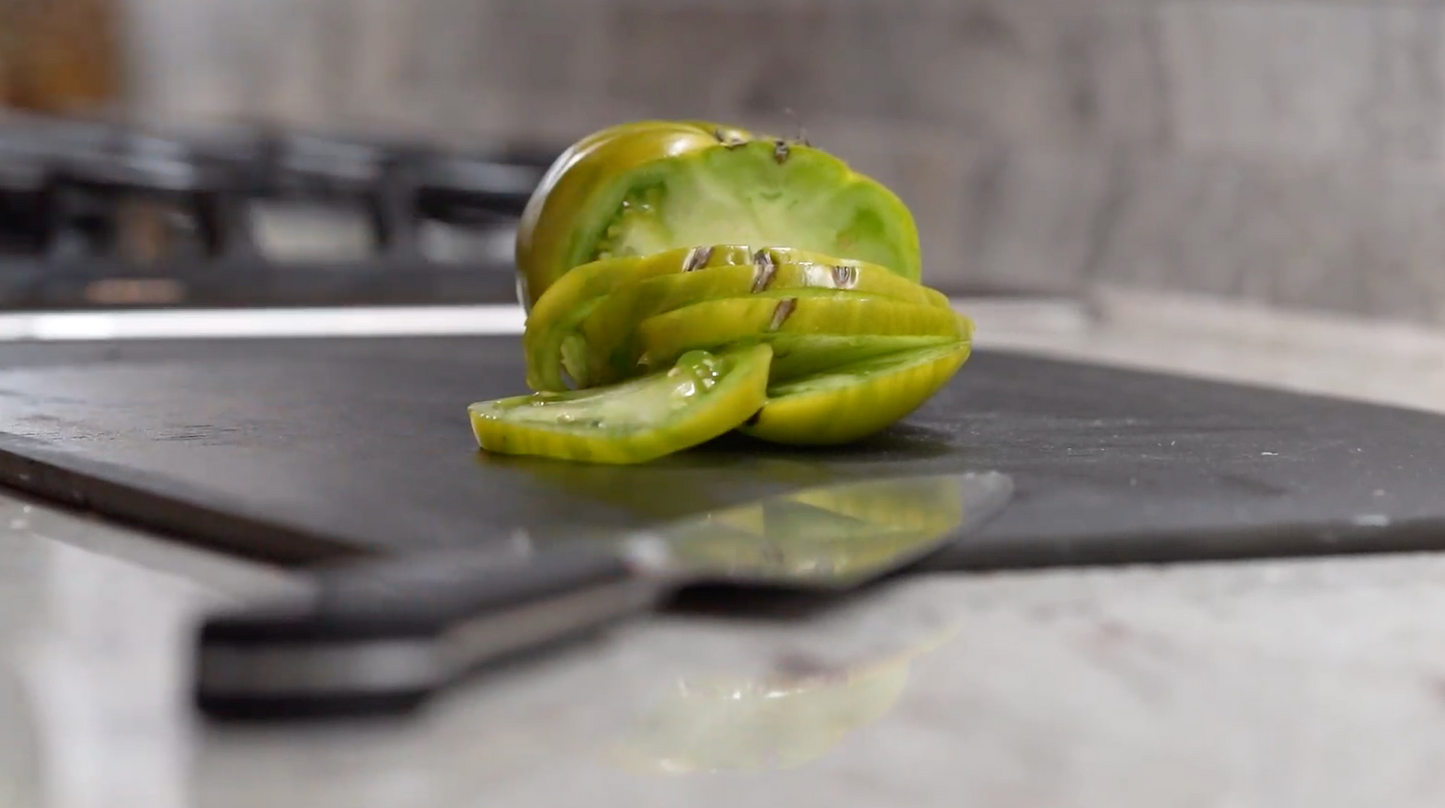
left=193, top=544, right=661, bottom=721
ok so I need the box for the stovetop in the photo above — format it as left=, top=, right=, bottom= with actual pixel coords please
left=0, top=114, right=1066, bottom=316
left=0, top=114, right=561, bottom=310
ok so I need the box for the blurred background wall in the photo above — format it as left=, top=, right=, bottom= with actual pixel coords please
left=13, top=0, right=1445, bottom=324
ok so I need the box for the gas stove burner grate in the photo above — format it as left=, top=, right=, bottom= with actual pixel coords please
left=0, top=115, right=561, bottom=310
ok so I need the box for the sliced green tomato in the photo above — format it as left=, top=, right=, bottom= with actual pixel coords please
left=634, top=295, right=966, bottom=379
left=738, top=341, right=971, bottom=446
left=522, top=245, right=755, bottom=391
left=470, top=345, right=772, bottom=465
left=578, top=251, right=951, bottom=386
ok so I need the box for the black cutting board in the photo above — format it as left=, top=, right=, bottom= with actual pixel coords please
left=0, top=335, right=1442, bottom=570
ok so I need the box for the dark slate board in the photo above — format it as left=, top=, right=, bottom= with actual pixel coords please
left=0, top=335, right=1442, bottom=570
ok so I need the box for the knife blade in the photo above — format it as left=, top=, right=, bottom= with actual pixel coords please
left=192, top=470, right=1013, bottom=721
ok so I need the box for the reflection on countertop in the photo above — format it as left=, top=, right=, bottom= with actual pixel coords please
left=600, top=625, right=959, bottom=776
left=185, top=600, right=964, bottom=808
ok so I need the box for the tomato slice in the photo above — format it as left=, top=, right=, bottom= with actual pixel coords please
left=577, top=250, right=952, bottom=386
left=633, top=296, right=967, bottom=379
left=738, top=341, right=971, bottom=446
left=470, top=344, right=772, bottom=464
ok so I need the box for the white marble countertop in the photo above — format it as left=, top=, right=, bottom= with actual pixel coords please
left=5, top=289, right=1445, bottom=808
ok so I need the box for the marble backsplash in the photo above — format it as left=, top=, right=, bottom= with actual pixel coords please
left=120, top=0, right=1445, bottom=322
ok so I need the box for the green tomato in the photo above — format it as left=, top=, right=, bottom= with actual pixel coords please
left=476, top=119, right=975, bottom=463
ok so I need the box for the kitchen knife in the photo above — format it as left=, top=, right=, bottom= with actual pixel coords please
left=192, top=470, right=1013, bottom=721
